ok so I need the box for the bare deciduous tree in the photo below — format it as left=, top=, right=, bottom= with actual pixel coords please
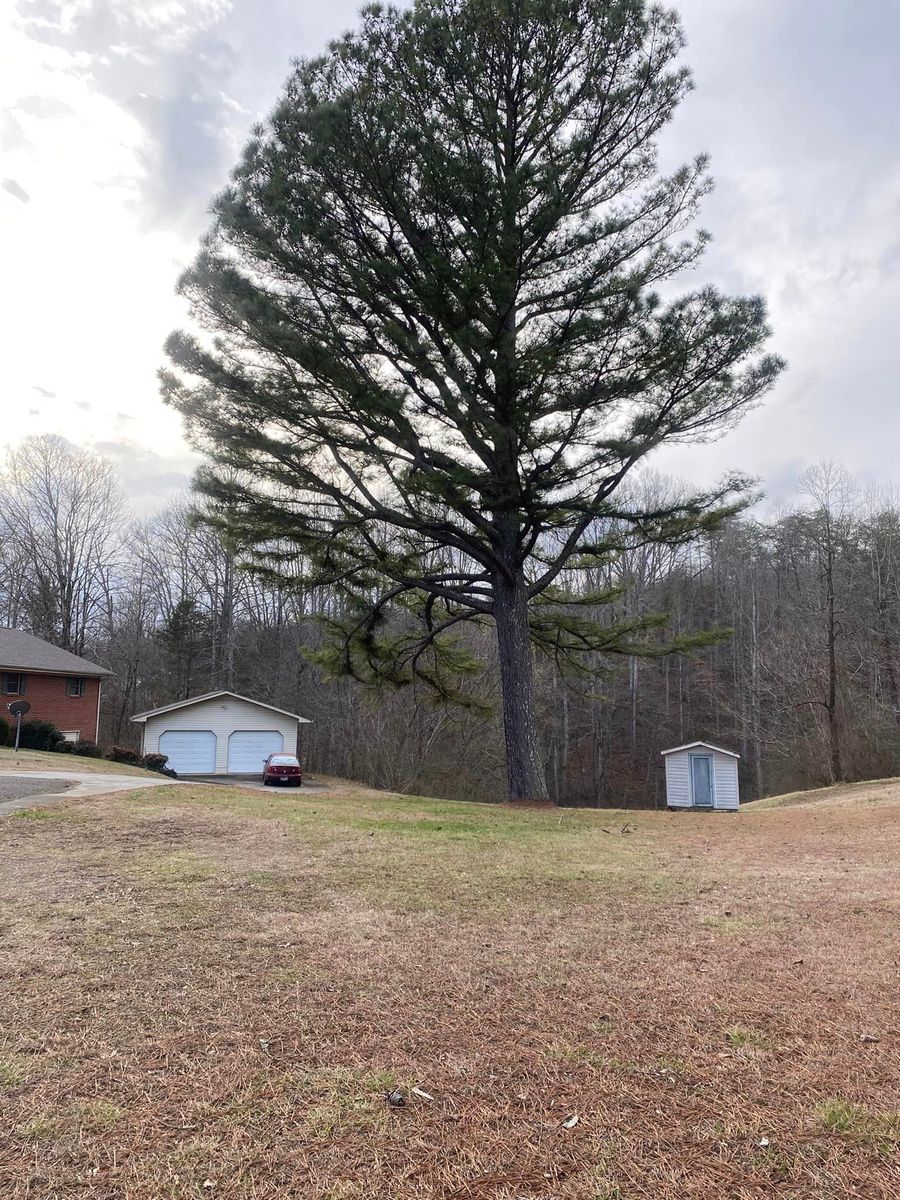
left=0, top=435, right=123, bottom=653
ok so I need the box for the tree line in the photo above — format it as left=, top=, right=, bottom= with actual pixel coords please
left=2, top=435, right=896, bottom=805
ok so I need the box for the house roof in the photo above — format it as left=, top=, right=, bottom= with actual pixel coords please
left=661, top=740, right=740, bottom=759
left=131, top=690, right=311, bottom=724
left=0, top=627, right=111, bottom=677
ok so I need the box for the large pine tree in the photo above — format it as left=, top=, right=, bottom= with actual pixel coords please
left=163, top=0, right=783, bottom=803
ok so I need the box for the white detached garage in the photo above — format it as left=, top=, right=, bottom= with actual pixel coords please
left=661, top=741, right=740, bottom=811
left=132, top=690, right=311, bottom=776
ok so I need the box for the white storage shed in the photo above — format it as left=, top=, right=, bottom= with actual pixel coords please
left=132, top=690, right=311, bottom=776
left=661, top=741, right=740, bottom=811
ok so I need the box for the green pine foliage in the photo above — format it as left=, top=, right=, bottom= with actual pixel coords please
left=156, top=598, right=214, bottom=701
left=162, top=0, right=784, bottom=801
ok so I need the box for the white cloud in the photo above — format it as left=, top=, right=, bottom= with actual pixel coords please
left=653, top=0, right=900, bottom=498
left=2, top=0, right=363, bottom=507
left=2, top=177, right=30, bottom=202
left=88, top=437, right=199, bottom=514
left=1, top=0, right=898, bottom=513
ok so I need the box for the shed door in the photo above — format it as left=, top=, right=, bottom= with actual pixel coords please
left=159, top=730, right=216, bottom=775
left=690, top=754, right=714, bottom=808
left=227, top=730, right=283, bottom=773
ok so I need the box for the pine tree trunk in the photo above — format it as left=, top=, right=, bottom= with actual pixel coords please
left=750, top=580, right=764, bottom=797
left=494, top=571, right=549, bottom=804
left=559, top=685, right=569, bottom=808
left=824, top=534, right=843, bottom=783
left=221, top=548, right=236, bottom=692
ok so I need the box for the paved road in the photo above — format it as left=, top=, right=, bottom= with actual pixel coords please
left=0, top=776, right=74, bottom=805
left=0, top=770, right=175, bottom=817
left=0, top=770, right=329, bottom=817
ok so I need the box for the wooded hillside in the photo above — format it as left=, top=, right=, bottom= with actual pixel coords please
left=2, top=438, right=896, bottom=805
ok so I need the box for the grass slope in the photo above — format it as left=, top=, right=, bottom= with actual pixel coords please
left=0, top=747, right=157, bottom=776
left=748, top=776, right=900, bottom=810
left=1, top=779, right=899, bottom=1198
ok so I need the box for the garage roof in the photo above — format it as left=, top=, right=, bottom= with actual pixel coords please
left=131, top=690, right=311, bottom=724
left=660, top=740, right=740, bottom=759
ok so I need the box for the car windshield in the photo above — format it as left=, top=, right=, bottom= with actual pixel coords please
left=269, top=755, right=299, bottom=766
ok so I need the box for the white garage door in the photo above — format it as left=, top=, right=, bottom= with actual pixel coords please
left=159, top=730, right=216, bottom=775
left=227, top=730, right=283, bottom=773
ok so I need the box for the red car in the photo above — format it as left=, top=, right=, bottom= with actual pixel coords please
left=262, top=753, right=303, bottom=787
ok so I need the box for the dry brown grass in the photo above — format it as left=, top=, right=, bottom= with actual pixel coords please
left=2, top=779, right=900, bottom=1198
left=0, top=747, right=156, bottom=776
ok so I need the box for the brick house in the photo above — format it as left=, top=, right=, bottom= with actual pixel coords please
left=0, top=628, right=111, bottom=743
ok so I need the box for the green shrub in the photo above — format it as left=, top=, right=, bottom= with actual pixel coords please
left=105, top=746, right=142, bottom=766
left=73, top=739, right=103, bottom=758
left=0, top=716, right=8, bottom=747
left=55, top=741, right=76, bottom=754
left=18, top=720, right=63, bottom=751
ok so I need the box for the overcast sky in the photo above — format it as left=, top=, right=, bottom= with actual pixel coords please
left=2, top=1, right=899, bottom=512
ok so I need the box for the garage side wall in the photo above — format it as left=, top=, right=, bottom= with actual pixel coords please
left=712, top=751, right=740, bottom=810
left=142, top=697, right=299, bottom=774
left=664, top=753, right=691, bottom=808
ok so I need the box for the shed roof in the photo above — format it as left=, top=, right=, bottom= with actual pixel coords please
left=660, top=740, right=740, bottom=759
left=0, top=627, right=111, bottom=677
left=131, top=690, right=311, bottom=724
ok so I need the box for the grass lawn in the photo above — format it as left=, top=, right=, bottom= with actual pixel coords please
left=1, top=780, right=899, bottom=1198
left=0, top=747, right=157, bottom=776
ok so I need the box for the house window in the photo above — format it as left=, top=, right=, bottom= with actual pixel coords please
left=66, top=677, right=86, bottom=697
left=1, top=672, right=25, bottom=695
left=60, top=731, right=80, bottom=743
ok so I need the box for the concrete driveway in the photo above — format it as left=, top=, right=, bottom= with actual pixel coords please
left=0, top=770, right=175, bottom=817
left=186, top=775, right=332, bottom=792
